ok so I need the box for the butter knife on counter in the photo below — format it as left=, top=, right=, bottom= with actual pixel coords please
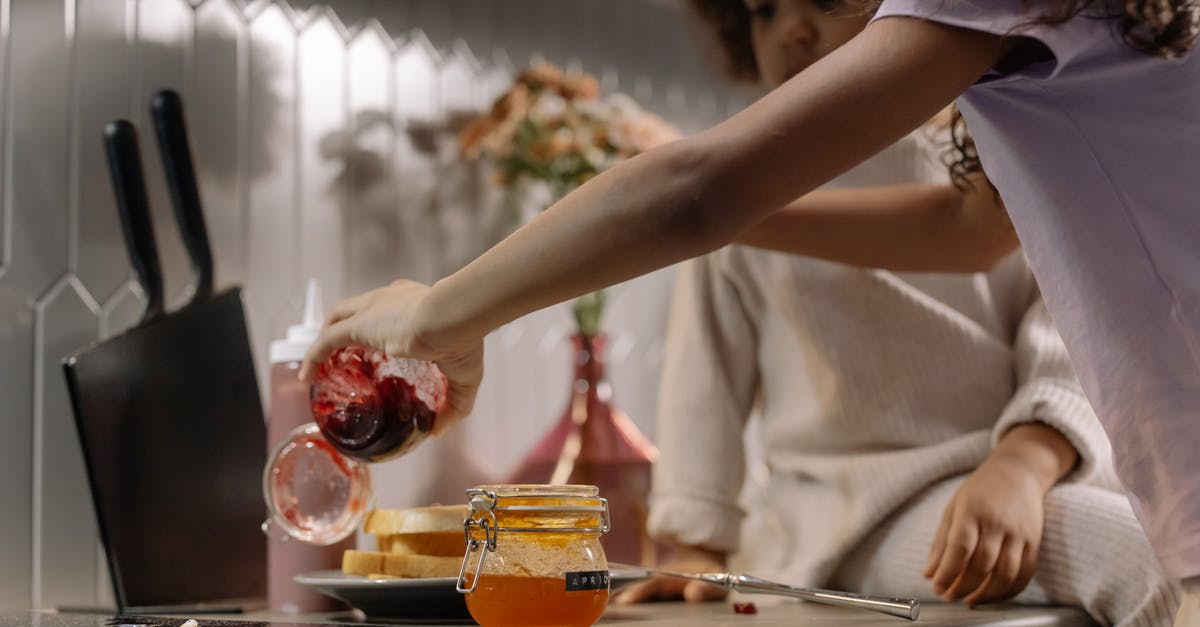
left=610, top=563, right=920, bottom=621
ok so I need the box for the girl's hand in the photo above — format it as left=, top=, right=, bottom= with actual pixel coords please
left=613, top=547, right=728, bottom=605
left=298, top=279, right=483, bottom=431
left=925, top=454, right=1045, bottom=607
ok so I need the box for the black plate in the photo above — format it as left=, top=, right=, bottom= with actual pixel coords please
left=295, top=569, right=648, bottom=623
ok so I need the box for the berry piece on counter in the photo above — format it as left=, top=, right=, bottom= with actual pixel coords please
left=732, top=602, right=757, bottom=614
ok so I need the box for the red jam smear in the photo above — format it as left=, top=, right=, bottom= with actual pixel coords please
left=300, top=434, right=352, bottom=477
left=310, top=346, right=439, bottom=461
left=269, top=432, right=367, bottom=543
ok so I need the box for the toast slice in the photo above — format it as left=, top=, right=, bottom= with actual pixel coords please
left=375, top=531, right=466, bottom=557
left=363, top=505, right=468, bottom=535
left=342, top=549, right=463, bottom=579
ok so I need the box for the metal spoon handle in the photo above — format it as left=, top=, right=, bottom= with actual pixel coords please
left=732, top=574, right=919, bottom=621
left=617, top=565, right=919, bottom=621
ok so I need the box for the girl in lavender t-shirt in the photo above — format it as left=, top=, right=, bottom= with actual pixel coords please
left=302, top=2, right=1200, bottom=624
left=859, top=4, right=1200, bottom=624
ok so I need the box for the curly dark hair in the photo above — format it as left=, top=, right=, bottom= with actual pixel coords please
left=689, top=0, right=1200, bottom=188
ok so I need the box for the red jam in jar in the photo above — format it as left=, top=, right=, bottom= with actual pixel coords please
left=310, top=346, right=446, bottom=462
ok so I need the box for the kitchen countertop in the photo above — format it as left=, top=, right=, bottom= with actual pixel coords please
left=2, top=602, right=1099, bottom=627
left=600, top=600, right=1100, bottom=625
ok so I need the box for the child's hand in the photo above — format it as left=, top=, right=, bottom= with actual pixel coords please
left=299, top=279, right=484, bottom=432
left=924, top=455, right=1044, bottom=607
left=613, top=547, right=728, bottom=605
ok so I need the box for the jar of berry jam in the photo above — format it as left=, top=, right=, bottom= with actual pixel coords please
left=457, top=485, right=611, bottom=627
left=309, top=346, right=447, bottom=462
left=261, top=346, right=446, bottom=545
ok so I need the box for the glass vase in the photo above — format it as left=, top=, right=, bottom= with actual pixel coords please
left=507, top=333, right=658, bottom=565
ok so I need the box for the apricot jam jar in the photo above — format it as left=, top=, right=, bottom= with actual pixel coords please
left=456, top=485, right=611, bottom=627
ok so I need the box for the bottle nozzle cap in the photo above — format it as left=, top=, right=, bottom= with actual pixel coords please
left=270, top=278, right=325, bottom=363
left=302, top=278, right=323, bottom=330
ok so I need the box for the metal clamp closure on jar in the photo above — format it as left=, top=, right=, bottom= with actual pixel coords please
left=456, top=486, right=611, bottom=593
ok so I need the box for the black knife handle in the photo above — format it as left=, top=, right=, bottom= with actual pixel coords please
left=104, top=120, right=164, bottom=323
left=150, top=89, right=213, bottom=302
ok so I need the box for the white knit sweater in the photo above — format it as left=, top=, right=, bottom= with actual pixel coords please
left=647, top=244, right=1118, bottom=587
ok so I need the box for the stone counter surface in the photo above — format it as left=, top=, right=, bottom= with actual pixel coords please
left=3, top=601, right=1099, bottom=627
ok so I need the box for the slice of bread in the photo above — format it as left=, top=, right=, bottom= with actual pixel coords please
left=375, top=531, right=466, bottom=557
left=363, top=505, right=468, bottom=535
left=342, top=549, right=463, bottom=579
left=343, top=549, right=386, bottom=576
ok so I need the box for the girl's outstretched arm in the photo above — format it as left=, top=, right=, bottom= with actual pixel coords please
left=302, top=18, right=1009, bottom=425
left=421, top=17, right=1007, bottom=341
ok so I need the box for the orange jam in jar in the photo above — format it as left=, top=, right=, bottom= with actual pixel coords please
left=457, top=485, right=611, bottom=627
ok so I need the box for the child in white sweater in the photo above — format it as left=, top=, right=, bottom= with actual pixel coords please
left=622, top=240, right=1176, bottom=626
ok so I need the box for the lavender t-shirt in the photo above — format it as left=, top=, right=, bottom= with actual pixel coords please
left=872, top=0, right=1200, bottom=578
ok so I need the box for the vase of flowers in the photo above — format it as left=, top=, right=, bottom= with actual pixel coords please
left=459, top=63, right=677, bottom=564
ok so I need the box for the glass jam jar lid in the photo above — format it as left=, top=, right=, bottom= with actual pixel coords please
left=261, top=422, right=372, bottom=545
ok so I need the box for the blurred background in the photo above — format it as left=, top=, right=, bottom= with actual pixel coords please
left=0, top=0, right=932, bottom=611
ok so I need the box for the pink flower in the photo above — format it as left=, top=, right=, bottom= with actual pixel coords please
left=608, top=109, right=680, bottom=155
